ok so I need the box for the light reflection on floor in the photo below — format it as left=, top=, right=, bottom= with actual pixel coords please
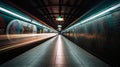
left=55, top=35, right=66, bottom=66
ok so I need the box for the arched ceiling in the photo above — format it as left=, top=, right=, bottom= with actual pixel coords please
left=4, top=0, right=105, bottom=30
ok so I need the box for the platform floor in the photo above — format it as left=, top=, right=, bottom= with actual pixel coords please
left=0, top=35, right=110, bottom=67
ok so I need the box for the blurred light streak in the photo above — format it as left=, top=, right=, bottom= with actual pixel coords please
left=0, top=33, right=57, bottom=40
left=0, top=33, right=57, bottom=52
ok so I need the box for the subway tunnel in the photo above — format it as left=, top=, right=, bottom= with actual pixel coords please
left=0, top=0, right=120, bottom=67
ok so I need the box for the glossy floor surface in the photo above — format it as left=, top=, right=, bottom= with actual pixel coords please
left=0, top=35, right=110, bottom=67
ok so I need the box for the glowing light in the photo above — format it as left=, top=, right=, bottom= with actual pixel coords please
left=58, top=25, right=62, bottom=28
left=58, top=27, right=62, bottom=31
left=56, top=16, right=64, bottom=21
left=80, top=3, right=120, bottom=24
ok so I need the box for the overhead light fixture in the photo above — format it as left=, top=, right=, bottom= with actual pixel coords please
left=56, top=16, right=64, bottom=21
left=58, top=25, right=62, bottom=28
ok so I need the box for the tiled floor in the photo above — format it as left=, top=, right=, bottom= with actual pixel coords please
left=0, top=35, right=110, bottom=67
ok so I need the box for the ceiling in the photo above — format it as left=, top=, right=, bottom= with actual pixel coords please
left=4, top=0, right=105, bottom=30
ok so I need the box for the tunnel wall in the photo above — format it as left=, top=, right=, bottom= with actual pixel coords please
left=0, top=13, right=45, bottom=34
left=0, top=2, right=55, bottom=35
left=63, top=6, right=120, bottom=66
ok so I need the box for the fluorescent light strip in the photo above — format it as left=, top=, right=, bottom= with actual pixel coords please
left=80, top=3, right=120, bottom=24
left=0, top=7, right=43, bottom=26
left=0, top=6, right=52, bottom=30
left=0, top=7, right=31, bottom=22
left=65, top=3, right=120, bottom=32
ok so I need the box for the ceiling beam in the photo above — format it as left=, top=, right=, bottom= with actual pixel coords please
left=34, top=4, right=83, bottom=8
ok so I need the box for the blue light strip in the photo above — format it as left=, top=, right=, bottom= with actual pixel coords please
left=0, top=7, right=31, bottom=22
left=62, top=3, right=120, bottom=33
left=0, top=6, right=56, bottom=32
